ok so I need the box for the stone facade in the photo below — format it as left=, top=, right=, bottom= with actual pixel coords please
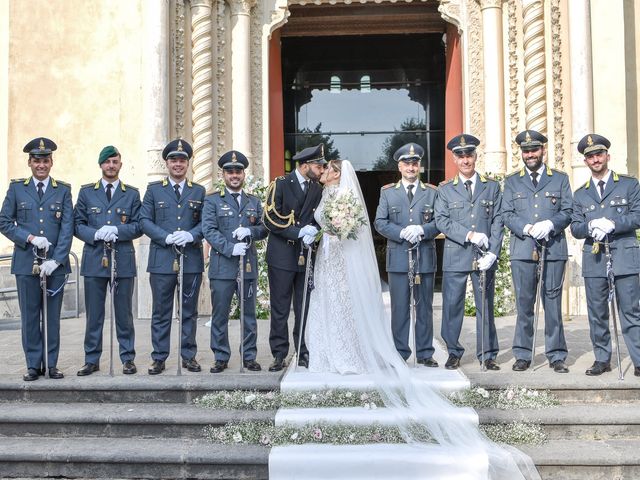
left=1, top=0, right=639, bottom=316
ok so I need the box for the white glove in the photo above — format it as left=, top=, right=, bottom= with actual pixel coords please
left=94, top=225, right=118, bottom=242
left=298, top=225, right=319, bottom=238
left=165, top=233, right=176, bottom=245
left=477, top=252, right=497, bottom=271
left=39, top=259, right=59, bottom=277
left=302, top=234, right=316, bottom=246
left=404, top=225, right=424, bottom=244
left=399, top=227, right=410, bottom=241
left=172, top=231, right=194, bottom=247
left=232, top=227, right=251, bottom=241
left=103, top=231, right=118, bottom=243
left=592, top=227, right=607, bottom=242
left=30, top=236, right=51, bottom=252
left=468, top=232, right=489, bottom=249
left=232, top=242, right=249, bottom=256
left=591, top=217, right=615, bottom=234
left=529, top=220, right=554, bottom=240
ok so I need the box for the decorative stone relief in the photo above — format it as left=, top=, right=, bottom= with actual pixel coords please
left=507, top=0, right=520, bottom=168
left=550, top=0, right=564, bottom=170
left=522, top=0, right=546, bottom=134
left=250, top=0, right=264, bottom=178
left=174, top=0, right=187, bottom=139
left=478, top=0, right=502, bottom=8
left=438, top=0, right=462, bottom=30
left=229, top=0, right=257, bottom=14
left=191, top=0, right=214, bottom=192
left=216, top=0, right=227, bottom=170
left=467, top=0, right=485, bottom=167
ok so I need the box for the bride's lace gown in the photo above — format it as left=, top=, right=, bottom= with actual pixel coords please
left=306, top=185, right=367, bottom=374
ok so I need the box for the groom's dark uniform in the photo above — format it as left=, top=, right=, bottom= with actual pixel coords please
left=263, top=145, right=326, bottom=370
left=375, top=143, right=440, bottom=363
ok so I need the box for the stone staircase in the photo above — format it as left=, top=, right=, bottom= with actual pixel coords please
left=0, top=375, right=278, bottom=479
left=470, top=372, right=640, bottom=480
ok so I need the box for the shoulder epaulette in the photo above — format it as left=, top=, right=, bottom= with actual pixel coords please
left=54, top=179, right=70, bottom=187
left=550, top=168, right=567, bottom=176
left=148, top=180, right=163, bottom=186
left=80, top=183, right=94, bottom=189
left=124, top=184, right=138, bottom=191
left=616, top=172, right=633, bottom=179
left=439, top=179, right=453, bottom=186
left=246, top=192, right=260, bottom=200
left=421, top=181, right=437, bottom=190
left=275, top=175, right=286, bottom=181
left=381, top=183, right=395, bottom=190
left=11, top=178, right=26, bottom=183
left=506, top=170, right=521, bottom=178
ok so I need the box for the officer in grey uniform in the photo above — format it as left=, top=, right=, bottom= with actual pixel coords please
left=570, top=134, right=640, bottom=377
left=502, top=130, right=572, bottom=373
left=0, top=137, right=73, bottom=381
left=203, top=151, right=268, bottom=373
left=74, top=146, right=142, bottom=376
left=435, top=134, right=503, bottom=370
left=140, top=139, right=205, bottom=375
left=374, top=143, right=440, bottom=366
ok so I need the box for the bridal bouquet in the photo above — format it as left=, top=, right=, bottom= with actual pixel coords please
left=321, top=189, right=367, bottom=240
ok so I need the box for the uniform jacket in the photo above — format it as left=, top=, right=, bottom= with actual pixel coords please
left=203, top=188, right=268, bottom=280
left=435, top=173, right=504, bottom=272
left=74, top=180, right=142, bottom=278
left=263, top=171, right=322, bottom=272
left=502, top=166, right=572, bottom=261
left=0, top=177, right=73, bottom=275
left=571, top=172, right=640, bottom=277
left=140, top=178, right=205, bottom=274
left=374, top=180, right=439, bottom=273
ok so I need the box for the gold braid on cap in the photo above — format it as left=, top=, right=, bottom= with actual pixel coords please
left=262, top=180, right=295, bottom=229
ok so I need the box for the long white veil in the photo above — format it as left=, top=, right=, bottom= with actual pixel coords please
left=338, top=160, right=540, bottom=480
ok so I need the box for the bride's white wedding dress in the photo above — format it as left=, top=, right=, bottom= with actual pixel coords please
left=298, top=160, right=540, bottom=480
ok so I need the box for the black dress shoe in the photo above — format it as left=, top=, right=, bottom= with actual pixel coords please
left=297, top=353, right=309, bottom=368
left=550, top=360, right=569, bottom=373
left=417, top=358, right=439, bottom=368
left=444, top=354, right=461, bottom=370
left=123, top=361, right=137, bottom=375
left=243, top=359, right=262, bottom=371
left=77, top=363, right=99, bottom=376
left=512, top=359, right=531, bottom=371
left=148, top=360, right=165, bottom=375
left=482, top=359, right=501, bottom=371
left=210, top=360, right=228, bottom=374
left=585, top=361, right=611, bottom=376
left=635, top=366, right=640, bottom=377
left=48, top=368, right=64, bottom=379
left=182, top=358, right=202, bottom=372
left=268, top=357, right=286, bottom=372
left=23, top=368, right=39, bottom=382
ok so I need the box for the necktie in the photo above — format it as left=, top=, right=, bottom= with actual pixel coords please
left=106, top=183, right=113, bottom=202
left=37, top=182, right=44, bottom=199
left=302, top=180, right=308, bottom=194
left=464, top=180, right=472, bottom=200
left=598, top=180, right=605, bottom=198
left=174, top=183, right=181, bottom=200
left=231, top=192, right=240, bottom=206
left=531, top=172, right=539, bottom=188
left=407, top=184, right=414, bottom=203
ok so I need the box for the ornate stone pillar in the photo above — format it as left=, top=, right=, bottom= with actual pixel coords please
left=522, top=0, right=547, bottom=133
left=229, top=0, right=257, bottom=159
left=191, top=0, right=215, bottom=193
left=138, top=0, right=171, bottom=319
left=568, top=0, right=593, bottom=187
left=479, top=0, right=507, bottom=173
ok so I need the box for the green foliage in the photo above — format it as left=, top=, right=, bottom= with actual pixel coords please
left=295, top=123, right=340, bottom=160
left=373, top=118, right=427, bottom=171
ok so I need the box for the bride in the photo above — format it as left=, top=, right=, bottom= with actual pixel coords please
left=303, top=159, right=540, bottom=480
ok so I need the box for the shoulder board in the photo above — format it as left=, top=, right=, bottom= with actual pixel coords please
left=483, top=175, right=498, bottom=183
left=616, top=172, right=634, bottom=179
left=550, top=168, right=566, bottom=176
left=246, top=192, right=260, bottom=200
left=80, top=183, right=95, bottom=189
left=275, top=176, right=286, bottom=181
left=381, top=183, right=395, bottom=190
left=420, top=181, right=437, bottom=190
left=439, top=179, right=453, bottom=186
left=479, top=174, right=487, bottom=183
left=148, top=180, right=163, bottom=186
left=54, top=179, right=70, bottom=187
left=11, top=178, right=26, bottom=183
left=124, top=184, right=138, bottom=191
left=506, top=169, right=522, bottom=178
left=186, top=180, right=203, bottom=189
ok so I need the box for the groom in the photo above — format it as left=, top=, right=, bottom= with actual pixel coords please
left=263, top=144, right=326, bottom=371
left=374, top=143, right=440, bottom=366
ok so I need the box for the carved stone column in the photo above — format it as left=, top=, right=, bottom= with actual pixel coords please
left=522, top=0, right=547, bottom=133
left=139, top=0, right=171, bottom=319
left=479, top=0, right=506, bottom=173
left=229, top=0, right=257, bottom=159
left=191, top=0, right=215, bottom=193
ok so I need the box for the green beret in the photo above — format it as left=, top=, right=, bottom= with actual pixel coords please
left=98, top=145, right=120, bottom=165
